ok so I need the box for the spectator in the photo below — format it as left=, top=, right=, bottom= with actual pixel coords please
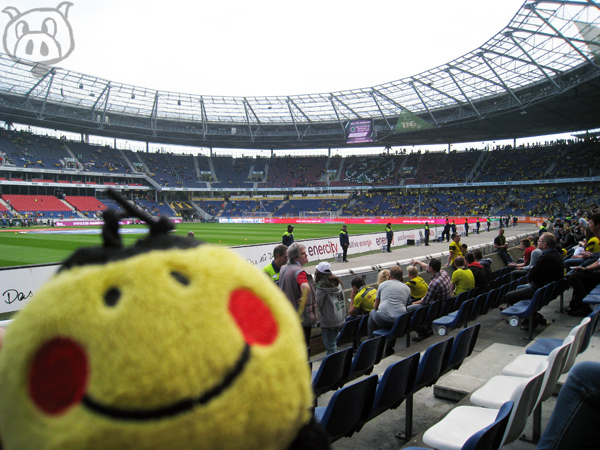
left=262, top=244, right=288, bottom=284
left=348, top=276, right=376, bottom=316
left=564, top=226, right=600, bottom=269
left=282, top=225, right=294, bottom=246
left=405, top=265, right=428, bottom=300
left=508, top=238, right=535, bottom=280
left=377, top=269, right=390, bottom=285
left=494, top=227, right=513, bottom=266
left=560, top=226, right=576, bottom=249
left=473, top=248, right=493, bottom=282
left=567, top=213, right=600, bottom=316
left=278, top=243, right=319, bottom=347
left=451, top=256, right=475, bottom=295
left=448, top=233, right=462, bottom=267
left=339, top=224, right=349, bottom=262
left=465, top=253, right=488, bottom=294
left=502, top=233, right=564, bottom=308
left=408, top=258, right=453, bottom=342
left=314, top=262, right=346, bottom=355
left=537, top=361, right=600, bottom=450
left=367, top=266, right=410, bottom=337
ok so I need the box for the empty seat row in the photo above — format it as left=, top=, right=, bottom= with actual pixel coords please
left=314, top=324, right=481, bottom=443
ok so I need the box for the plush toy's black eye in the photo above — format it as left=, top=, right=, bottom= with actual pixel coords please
left=171, top=271, right=190, bottom=286
left=104, top=288, right=121, bottom=307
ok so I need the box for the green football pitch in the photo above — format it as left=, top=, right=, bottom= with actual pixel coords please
left=0, top=223, right=417, bottom=268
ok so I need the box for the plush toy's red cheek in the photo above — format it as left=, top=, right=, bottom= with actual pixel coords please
left=29, top=337, right=89, bottom=415
left=229, top=289, right=278, bottom=346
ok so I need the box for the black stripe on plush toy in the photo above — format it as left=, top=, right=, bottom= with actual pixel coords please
left=60, top=188, right=202, bottom=271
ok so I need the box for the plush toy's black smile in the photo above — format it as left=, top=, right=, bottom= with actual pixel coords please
left=82, top=344, right=251, bottom=421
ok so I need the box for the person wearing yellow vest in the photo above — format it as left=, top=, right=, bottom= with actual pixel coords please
left=261, top=244, right=288, bottom=284
left=339, top=225, right=349, bottom=262
left=282, top=225, right=294, bottom=246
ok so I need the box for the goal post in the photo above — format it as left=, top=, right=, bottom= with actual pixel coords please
left=299, top=211, right=334, bottom=219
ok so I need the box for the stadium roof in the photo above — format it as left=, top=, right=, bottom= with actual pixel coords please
left=0, top=0, right=599, bottom=150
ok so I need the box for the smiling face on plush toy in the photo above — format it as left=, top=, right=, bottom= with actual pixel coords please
left=0, top=244, right=313, bottom=449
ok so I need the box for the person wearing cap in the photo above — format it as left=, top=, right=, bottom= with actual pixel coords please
left=339, top=225, right=349, bottom=262
left=278, top=243, right=318, bottom=347
left=262, top=244, right=288, bottom=284
left=367, top=266, right=410, bottom=344
left=314, top=262, right=346, bottom=355
left=282, top=225, right=294, bottom=246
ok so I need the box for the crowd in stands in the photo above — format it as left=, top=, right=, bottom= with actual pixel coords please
left=0, top=127, right=598, bottom=191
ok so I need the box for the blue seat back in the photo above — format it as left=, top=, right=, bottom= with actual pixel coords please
left=336, top=317, right=360, bottom=345
left=315, top=375, right=378, bottom=442
left=411, top=337, right=454, bottom=394
left=469, top=293, right=486, bottom=321
left=409, top=304, right=429, bottom=332
left=442, top=323, right=480, bottom=375
left=312, top=347, right=353, bottom=397
left=346, top=336, right=383, bottom=382
left=425, top=300, right=443, bottom=326
left=388, top=311, right=413, bottom=339
left=366, top=353, right=420, bottom=423
left=463, top=401, right=515, bottom=450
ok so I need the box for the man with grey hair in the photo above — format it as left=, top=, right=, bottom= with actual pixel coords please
left=503, top=232, right=564, bottom=307
left=279, top=243, right=319, bottom=347
left=262, top=244, right=287, bottom=284
left=367, top=266, right=410, bottom=337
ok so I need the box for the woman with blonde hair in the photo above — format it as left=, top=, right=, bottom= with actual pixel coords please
left=377, top=269, right=390, bottom=285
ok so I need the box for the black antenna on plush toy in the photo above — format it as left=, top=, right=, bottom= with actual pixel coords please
left=103, top=188, right=175, bottom=246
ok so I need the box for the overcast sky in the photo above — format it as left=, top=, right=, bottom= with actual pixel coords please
left=1, top=0, right=526, bottom=97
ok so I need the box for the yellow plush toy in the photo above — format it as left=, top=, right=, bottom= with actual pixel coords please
left=0, top=190, right=328, bottom=449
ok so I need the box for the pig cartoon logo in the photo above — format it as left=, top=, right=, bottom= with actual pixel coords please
left=2, top=2, right=75, bottom=65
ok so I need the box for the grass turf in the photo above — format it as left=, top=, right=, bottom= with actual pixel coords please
left=0, top=223, right=416, bottom=268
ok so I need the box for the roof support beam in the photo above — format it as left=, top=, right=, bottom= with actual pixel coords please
left=287, top=99, right=301, bottom=140
left=505, top=32, right=561, bottom=90
left=478, top=53, right=523, bottom=107
left=243, top=99, right=260, bottom=142
left=411, top=77, right=462, bottom=105
left=369, top=91, right=394, bottom=132
left=150, top=92, right=159, bottom=136
left=199, top=97, right=207, bottom=139
left=38, top=71, right=55, bottom=120
left=329, top=98, right=346, bottom=134
left=409, top=81, right=439, bottom=126
left=330, top=94, right=360, bottom=119
left=526, top=4, right=600, bottom=69
left=446, top=64, right=505, bottom=90
left=25, top=67, right=54, bottom=99
left=287, top=97, right=312, bottom=123
left=445, top=68, right=482, bottom=118
left=481, top=49, right=558, bottom=73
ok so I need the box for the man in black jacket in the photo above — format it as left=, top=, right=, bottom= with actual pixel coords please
left=503, top=232, right=564, bottom=306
